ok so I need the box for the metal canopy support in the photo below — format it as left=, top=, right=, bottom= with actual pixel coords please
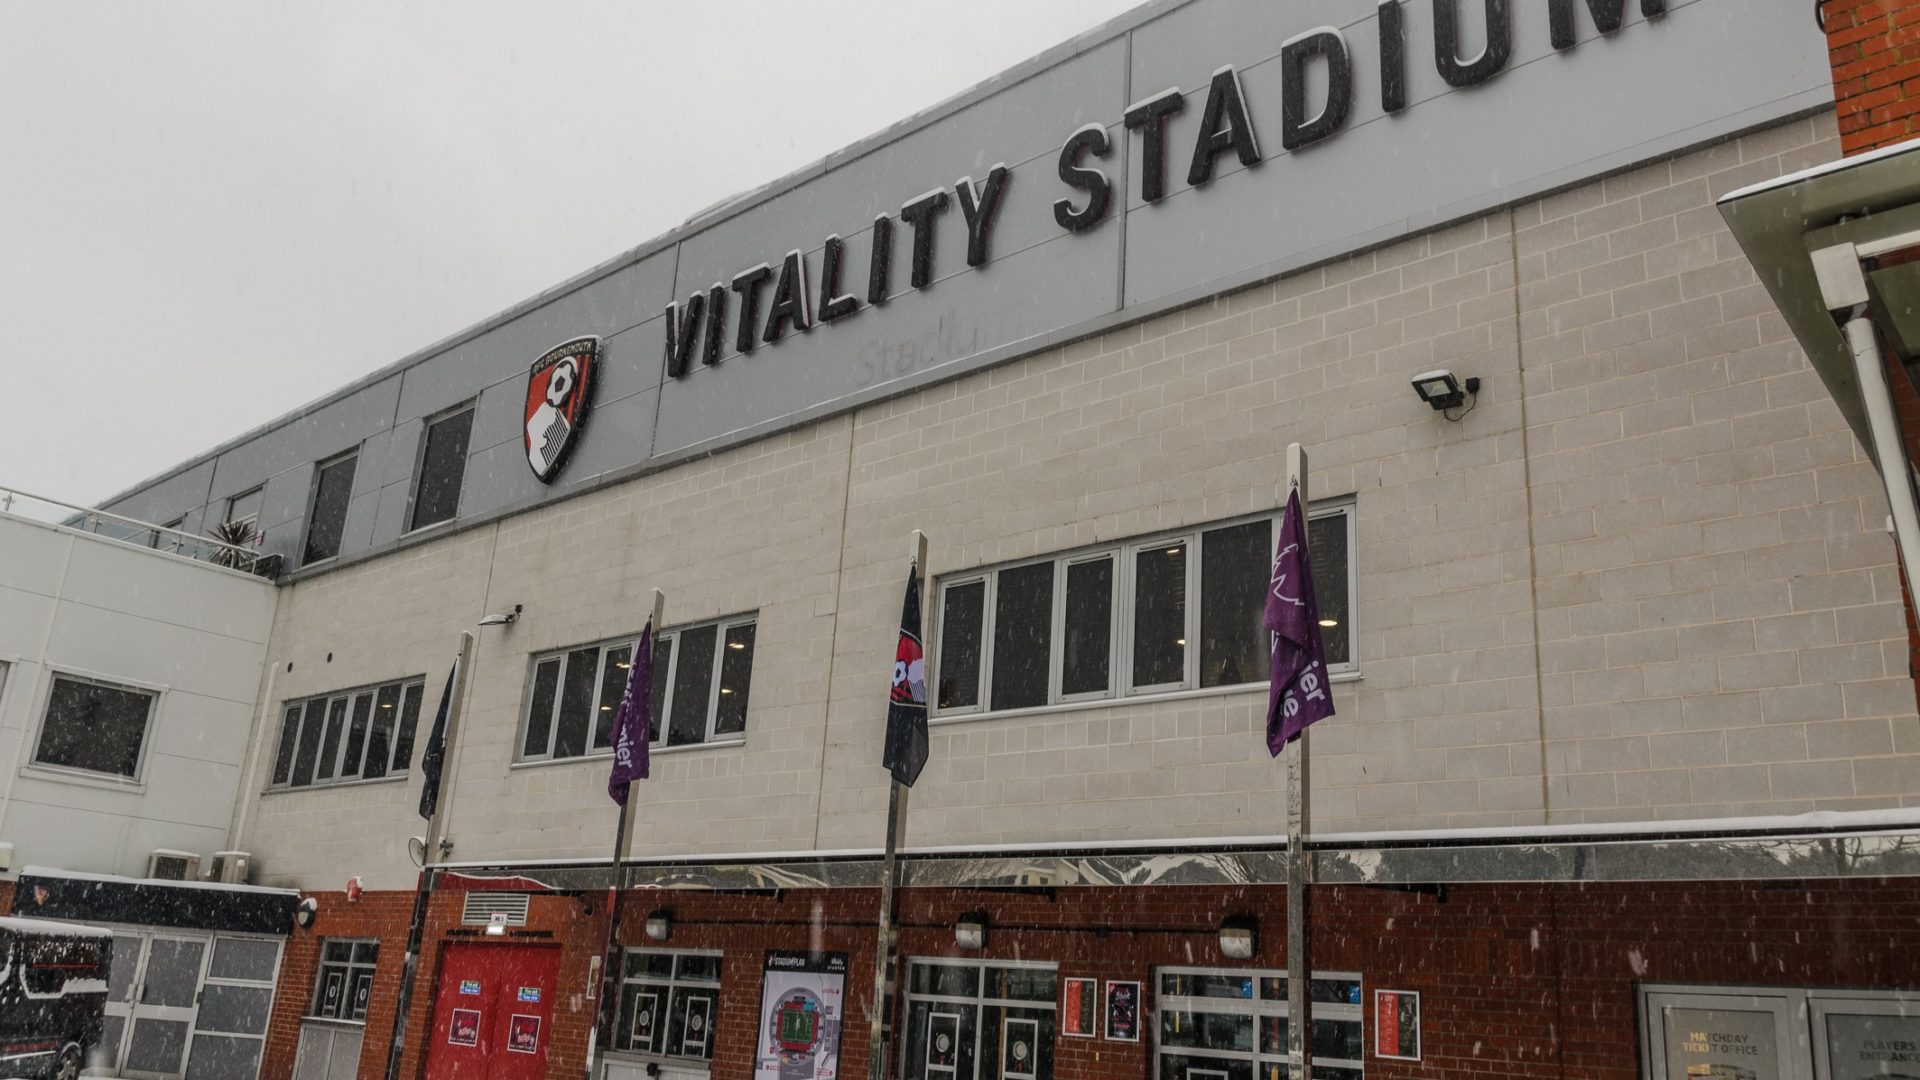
left=1285, top=443, right=1314, bottom=1080
left=868, top=529, right=926, bottom=1080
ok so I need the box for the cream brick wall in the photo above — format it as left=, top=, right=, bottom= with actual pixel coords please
left=238, top=113, right=1920, bottom=889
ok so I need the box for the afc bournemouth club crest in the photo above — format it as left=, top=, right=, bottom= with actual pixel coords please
left=524, top=336, right=600, bottom=484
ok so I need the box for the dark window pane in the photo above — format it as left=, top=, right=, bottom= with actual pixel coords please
left=391, top=683, right=424, bottom=771
left=33, top=677, right=153, bottom=779
left=271, top=707, right=301, bottom=786
left=1062, top=558, right=1113, bottom=696
left=991, top=563, right=1054, bottom=711
left=714, top=624, right=754, bottom=736
left=627, top=952, right=674, bottom=979
left=675, top=954, right=721, bottom=982
left=364, top=684, right=400, bottom=780
left=668, top=626, right=717, bottom=746
left=1201, top=520, right=1272, bottom=689
left=985, top=967, right=1057, bottom=1002
left=409, top=407, right=472, bottom=531
left=908, top=963, right=979, bottom=998
left=553, top=647, right=599, bottom=759
left=1308, top=513, right=1351, bottom=667
left=649, top=638, right=672, bottom=742
left=1163, top=972, right=1255, bottom=999
left=315, top=697, right=348, bottom=781
left=1159, top=1009, right=1254, bottom=1053
left=1133, top=543, right=1188, bottom=687
left=523, top=659, right=561, bottom=758
left=291, top=701, right=325, bottom=787
left=937, top=581, right=985, bottom=710
left=302, top=454, right=357, bottom=565
left=339, top=693, right=372, bottom=778
left=595, top=644, right=633, bottom=750
left=666, top=986, right=719, bottom=1059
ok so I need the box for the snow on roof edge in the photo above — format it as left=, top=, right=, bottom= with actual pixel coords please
left=1720, top=133, right=1920, bottom=205
left=19, top=865, right=298, bottom=896
left=0, top=915, right=115, bottom=939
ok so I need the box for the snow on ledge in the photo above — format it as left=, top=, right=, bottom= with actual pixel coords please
left=0, top=915, right=114, bottom=939
left=19, top=865, right=298, bottom=896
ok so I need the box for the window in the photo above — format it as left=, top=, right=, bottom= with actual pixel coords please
left=613, top=950, right=722, bottom=1059
left=302, top=451, right=358, bottom=565
left=1155, top=967, right=1364, bottom=1080
left=149, top=517, right=185, bottom=550
left=224, top=487, right=264, bottom=531
left=33, top=674, right=157, bottom=779
left=519, top=615, right=756, bottom=763
left=409, top=404, right=474, bottom=532
left=271, top=678, right=425, bottom=790
left=903, top=959, right=1057, bottom=1080
left=934, top=505, right=1354, bottom=716
left=310, top=940, right=378, bottom=1022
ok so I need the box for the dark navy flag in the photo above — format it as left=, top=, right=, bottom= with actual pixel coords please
left=416, top=661, right=459, bottom=821
left=882, top=564, right=929, bottom=787
left=1265, top=489, right=1336, bottom=754
left=608, top=621, right=654, bottom=805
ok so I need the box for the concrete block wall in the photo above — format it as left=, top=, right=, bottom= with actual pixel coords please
left=234, top=114, right=1920, bottom=888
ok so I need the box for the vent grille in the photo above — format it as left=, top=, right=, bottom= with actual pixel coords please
left=461, top=893, right=530, bottom=926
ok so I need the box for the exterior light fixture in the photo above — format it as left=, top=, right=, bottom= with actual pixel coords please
left=645, top=910, right=673, bottom=942
left=955, top=913, right=988, bottom=951
left=484, top=913, right=510, bottom=937
left=1410, top=370, right=1480, bottom=412
left=294, top=897, right=318, bottom=930
left=1219, top=916, right=1257, bottom=960
left=479, top=604, right=523, bottom=627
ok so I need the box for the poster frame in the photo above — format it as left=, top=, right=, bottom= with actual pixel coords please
left=753, top=949, right=849, bottom=1080
left=1061, top=977, right=1097, bottom=1039
left=1104, top=980, right=1142, bottom=1043
left=1374, top=988, right=1422, bottom=1062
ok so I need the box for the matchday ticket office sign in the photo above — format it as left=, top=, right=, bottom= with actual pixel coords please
left=1641, top=985, right=1920, bottom=1080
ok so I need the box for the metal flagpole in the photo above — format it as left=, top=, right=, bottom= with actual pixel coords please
left=588, top=589, right=664, bottom=1080
left=868, top=530, right=926, bottom=1080
left=385, top=630, right=476, bottom=1080
left=1284, top=444, right=1314, bottom=1080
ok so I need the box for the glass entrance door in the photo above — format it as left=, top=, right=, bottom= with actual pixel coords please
left=112, top=935, right=209, bottom=1079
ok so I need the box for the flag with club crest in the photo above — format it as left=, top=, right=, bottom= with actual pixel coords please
left=882, top=563, right=929, bottom=786
left=1265, top=488, right=1336, bottom=754
left=416, top=660, right=459, bottom=821
left=607, top=621, right=654, bottom=805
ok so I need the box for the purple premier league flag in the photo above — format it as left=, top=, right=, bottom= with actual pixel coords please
left=607, top=621, right=654, bottom=805
left=1265, top=488, right=1336, bottom=755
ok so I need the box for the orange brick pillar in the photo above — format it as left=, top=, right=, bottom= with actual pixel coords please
left=1825, top=0, right=1920, bottom=153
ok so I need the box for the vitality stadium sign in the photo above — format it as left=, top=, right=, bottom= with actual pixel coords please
left=661, top=0, right=1667, bottom=380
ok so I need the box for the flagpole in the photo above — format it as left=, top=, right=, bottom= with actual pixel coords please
left=589, top=589, right=664, bottom=1080
left=868, top=529, right=926, bottom=1080
left=1284, top=443, right=1314, bottom=1080
left=384, top=630, right=476, bottom=1080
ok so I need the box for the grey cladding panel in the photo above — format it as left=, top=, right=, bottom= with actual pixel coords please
left=1122, top=0, right=1833, bottom=305
left=207, top=377, right=400, bottom=503
left=98, top=459, right=215, bottom=532
left=395, top=255, right=676, bottom=425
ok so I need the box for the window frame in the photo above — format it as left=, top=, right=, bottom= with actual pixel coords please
left=307, top=938, right=379, bottom=1023
left=300, top=447, right=360, bottom=567
left=29, top=670, right=162, bottom=783
left=931, top=502, right=1356, bottom=721
left=901, top=956, right=1060, bottom=1080
left=269, top=676, right=427, bottom=792
left=223, top=486, right=264, bottom=532
left=613, top=946, right=724, bottom=1061
left=1153, top=964, right=1366, bottom=1080
left=515, top=613, right=758, bottom=765
left=406, top=401, right=476, bottom=534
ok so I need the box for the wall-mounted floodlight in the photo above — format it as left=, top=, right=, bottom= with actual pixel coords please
left=1411, top=370, right=1480, bottom=412
left=479, top=604, right=523, bottom=627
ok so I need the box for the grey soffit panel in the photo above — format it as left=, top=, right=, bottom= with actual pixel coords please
left=104, top=0, right=1834, bottom=579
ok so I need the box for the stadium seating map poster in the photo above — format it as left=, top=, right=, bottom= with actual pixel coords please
left=1661, top=1008, right=1781, bottom=1080
left=1824, top=1014, right=1920, bottom=1079
left=755, top=950, right=847, bottom=1080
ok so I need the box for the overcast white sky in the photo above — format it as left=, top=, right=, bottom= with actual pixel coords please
left=0, top=0, right=1142, bottom=509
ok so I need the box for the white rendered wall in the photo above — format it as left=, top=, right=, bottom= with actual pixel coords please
left=0, top=511, right=277, bottom=879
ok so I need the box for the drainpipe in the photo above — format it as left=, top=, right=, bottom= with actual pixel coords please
left=1813, top=242, right=1920, bottom=582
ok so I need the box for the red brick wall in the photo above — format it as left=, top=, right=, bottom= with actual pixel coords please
left=1826, top=0, right=1920, bottom=154
left=262, top=878, right=1920, bottom=1080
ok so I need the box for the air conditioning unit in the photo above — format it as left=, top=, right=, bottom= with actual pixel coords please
left=206, top=851, right=251, bottom=884
left=147, top=850, right=201, bottom=881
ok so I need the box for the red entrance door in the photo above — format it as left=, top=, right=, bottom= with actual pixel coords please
left=423, top=943, right=560, bottom=1080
